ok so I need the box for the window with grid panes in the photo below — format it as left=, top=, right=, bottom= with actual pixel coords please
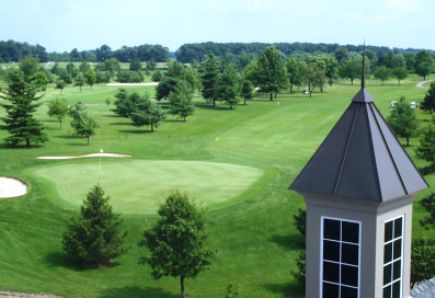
left=383, top=216, right=403, bottom=298
left=321, top=217, right=360, bottom=298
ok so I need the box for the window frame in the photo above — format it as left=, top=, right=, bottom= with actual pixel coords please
left=320, top=216, right=362, bottom=298
left=382, top=215, right=404, bottom=298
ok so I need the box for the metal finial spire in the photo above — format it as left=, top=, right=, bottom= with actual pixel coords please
left=361, top=41, right=366, bottom=89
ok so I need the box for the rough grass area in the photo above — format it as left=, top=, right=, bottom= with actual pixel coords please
left=31, top=160, right=262, bottom=214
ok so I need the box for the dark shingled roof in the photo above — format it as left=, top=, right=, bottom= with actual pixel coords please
left=290, top=86, right=428, bottom=202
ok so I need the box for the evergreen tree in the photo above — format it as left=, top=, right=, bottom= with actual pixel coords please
left=217, top=65, right=239, bottom=109
left=63, top=185, right=127, bottom=266
left=0, top=70, right=48, bottom=147
left=388, top=98, right=419, bottom=146
left=240, top=79, right=254, bottom=105
left=416, top=123, right=435, bottom=172
left=130, top=94, right=165, bottom=132
left=420, top=193, right=435, bottom=228
left=421, top=82, right=435, bottom=112
left=200, top=53, right=220, bottom=107
left=293, top=208, right=306, bottom=237
left=411, top=238, right=435, bottom=288
left=168, top=82, right=195, bottom=121
left=47, top=98, right=68, bottom=129
left=139, top=191, right=215, bottom=298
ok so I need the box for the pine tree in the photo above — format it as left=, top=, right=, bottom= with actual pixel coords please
left=421, top=82, right=435, bottom=112
left=200, top=53, right=220, bottom=107
left=168, top=82, right=195, bottom=121
left=130, top=94, right=165, bottom=132
left=63, top=185, right=127, bottom=266
left=416, top=123, right=435, bottom=172
left=0, top=70, right=48, bottom=147
left=217, top=65, right=240, bottom=110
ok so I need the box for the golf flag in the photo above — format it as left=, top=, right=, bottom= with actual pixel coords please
left=100, top=148, right=104, bottom=153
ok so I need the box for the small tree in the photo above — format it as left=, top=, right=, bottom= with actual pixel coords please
left=293, top=251, right=306, bottom=291
left=411, top=238, right=435, bottom=288
left=63, top=185, right=127, bottom=266
left=217, top=65, right=239, bottom=109
left=85, top=69, right=96, bottom=89
left=388, top=98, right=419, bottom=146
left=74, top=74, right=85, bottom=92
left=55, top=78, right=66, bottom=94
left=151, top=70, right=162, bottom=82
left=201, top=53, right=221, bottom=107
left=129, top=58, right=142, bottom=71
left=47, top=98, right=68, bottom=129
left=420, top=193, right=435, bottom=228
left=374, top=66, right=391, bottom=84
left=0, top=70, right=48, bottom=147
left=168, top=82, right=195, bottom=121
left=414, top=50, right=433, bottom=80
left=293, top=208, right=306, bottom=237
left=421, top=83, right=435, bottom=112
left=416, top=124, right=435, bottom=172
left=130, top=95, right=165, bottom=132
left=392, top=66, right=408, bottom=85
left=139, top=191, right=215, bottom=298
left=69, top=103, right=98, bottom=145
left=240, top=80, right=254, bottom=105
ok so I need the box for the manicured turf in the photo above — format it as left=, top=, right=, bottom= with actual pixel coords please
left=0, top=75, right=433, bottom=298
left=31, top=159, right=262, bottom=214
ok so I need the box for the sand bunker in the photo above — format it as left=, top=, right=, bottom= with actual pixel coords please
left=0, top=177, right=28, bottom=198
left=0, top=292, right=65, bottom=298
left=37, top=153, right=131, bottom=160
left=106, top=82, right=158, bottom=87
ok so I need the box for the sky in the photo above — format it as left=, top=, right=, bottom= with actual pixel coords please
left=0, top=0, right=434, bottom=52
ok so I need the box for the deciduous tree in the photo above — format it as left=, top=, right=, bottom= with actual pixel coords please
left=388, top=98, right=419, bottom=146
left=240, top=79, right=254, bottom=105
left=255, top=47, right=287, bottom=100
left=139, top=191, right=215, bottom=298
left=47, top=98, right=68, bottom=129
left=415, top=50, right=433, bottom=80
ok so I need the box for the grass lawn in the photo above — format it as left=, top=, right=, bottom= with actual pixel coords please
left=0, top=75, right=434, bottom=298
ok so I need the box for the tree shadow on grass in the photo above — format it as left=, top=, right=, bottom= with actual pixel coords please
left=164, top=118, right=185, bottom=123
left=100, top=286, right=177, bottom=298
left=194, top=103, right=230, bottom=111
left=44, top=251, right=86, bottom=271
left=109, top=122, right=132, bottom=126
left=263, top=282, right=303, bottom=298
left=269, top=234, right=305, bottom=250
left=44, top=251, right=121, bottom=271
left=119, top=129, right=153, bottom=135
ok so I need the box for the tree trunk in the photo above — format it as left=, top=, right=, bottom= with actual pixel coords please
left=269, top=93, right=273, bottom=101
left=308, top=83, right=312, bottom=98
left=244, top=98, right=246, bottom=105
left=351, top=78, right=354, bottom=85
left=59, top=119, right=62, bottom=129
left=151, top=123, right=154, bottom=132
left=406, top=137, right=410, bottom=147
left=26, top=138, right=30, bottom=147
left=180, top=275, right=185, bottom=298
left=213, top=98, right=216, bottom=107
left=87, top=137, right=90, bottom=146
left=290, top=84, right=293, bottom=94
left=230, top=103, right=233, bottom=110
left=274, top=92, right=277, bottom=99
left=80, top=85, right=82, bottom=92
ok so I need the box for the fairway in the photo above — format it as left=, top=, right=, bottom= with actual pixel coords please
left=31, top=159, right=263, bottom=214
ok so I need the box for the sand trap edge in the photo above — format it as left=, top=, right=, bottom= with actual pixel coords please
left=0, top=176, right=29, bottom=199
left=37, top=153, right=132, bottom=160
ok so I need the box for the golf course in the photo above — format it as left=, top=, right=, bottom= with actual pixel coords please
left=0, top=74, right=434, bottom=298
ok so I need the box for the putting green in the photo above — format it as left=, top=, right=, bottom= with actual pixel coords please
left=32, top=160, right=263, bottom=214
